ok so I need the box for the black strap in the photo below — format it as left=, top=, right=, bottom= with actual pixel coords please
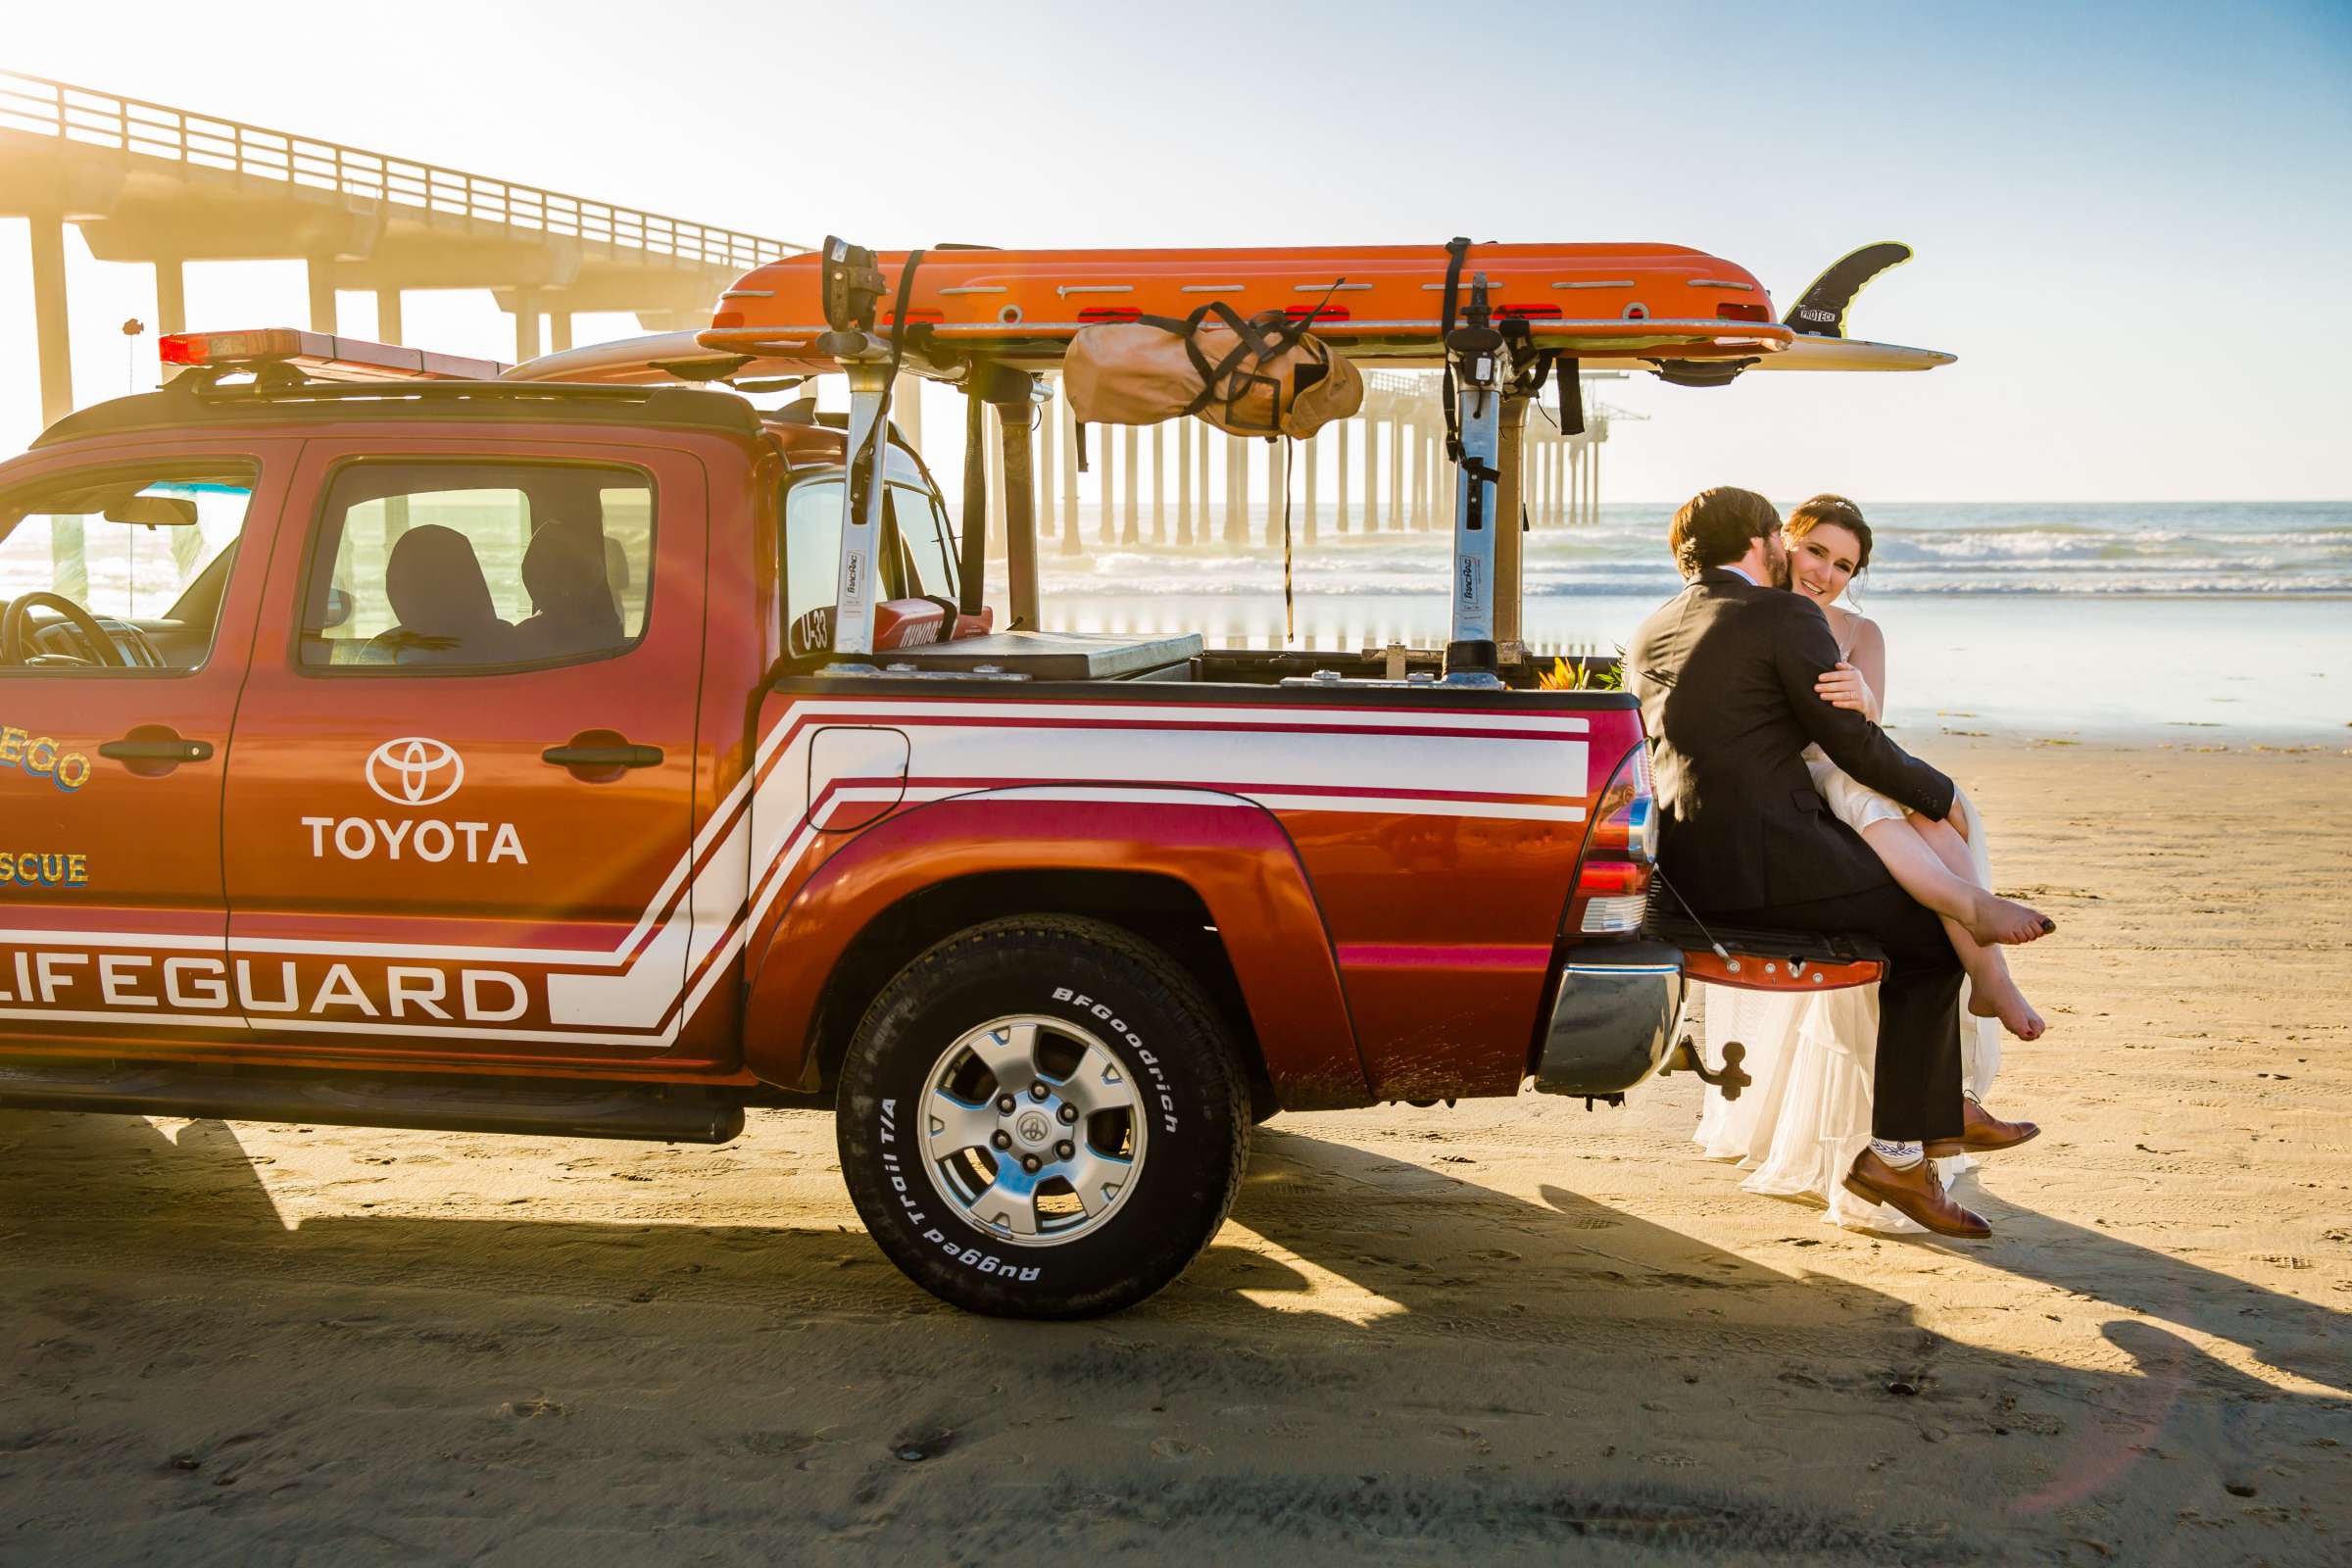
left=851, top=248, right=926, bottom=506
left=1290, top=277, right=1346, bottom=331
left=1438, top=236, right=1471, bottom=464
left=1074, top=419, right=1089, bottom=473
left=1645, top=356, right=1757, bottom=388
left=1436, top=244, right=1501, bottom=495
left=1555, top=354, right=1585, bottom=435
left=1133, top=296, right=1334, bottom=433
left=1137, top=300, right=1263, bottom=419
left=886, top=248, right=924, bottom=357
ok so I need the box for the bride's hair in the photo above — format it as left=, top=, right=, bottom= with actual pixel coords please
left=1785, top=494, right=1874, bottom=572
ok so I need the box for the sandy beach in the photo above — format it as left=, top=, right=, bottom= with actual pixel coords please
left=4, top=732, right=2347, bottom=1566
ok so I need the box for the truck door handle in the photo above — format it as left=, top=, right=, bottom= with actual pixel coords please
left=98, top=735, right=214, bottom=762
left=541, top=743, right=663, bottom=769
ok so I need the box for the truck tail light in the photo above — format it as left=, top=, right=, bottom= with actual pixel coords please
left=1570, top=743, right=1657, bottom=936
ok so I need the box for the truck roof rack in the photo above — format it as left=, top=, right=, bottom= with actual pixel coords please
left=32, top=325, right=765, bottom=449
left=33, top=374, right=762, bottom=450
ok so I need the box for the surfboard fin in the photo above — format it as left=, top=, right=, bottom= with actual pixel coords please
left=1784, top=242, right=1913, bottom=338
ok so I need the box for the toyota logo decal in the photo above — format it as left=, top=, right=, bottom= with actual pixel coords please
left=366, top=737, right=465, bottom=807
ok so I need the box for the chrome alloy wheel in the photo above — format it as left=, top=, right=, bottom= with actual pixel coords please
left=917, top=1014, right=1148, bottom=1247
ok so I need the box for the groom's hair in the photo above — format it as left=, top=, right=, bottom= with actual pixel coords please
left=1670, top=487, right=1781, bottom=577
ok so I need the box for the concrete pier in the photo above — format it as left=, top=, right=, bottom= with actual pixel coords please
left=1121, top=424, right=1140, bottom=545
left=0, top=68, right=800, bottom=440
left=1334, top=420, right=1349, bottom=534
left=1058, top=394, right=1082, bottom=556
left=1225, top=435, right=1249, bottom=547
left=1302, top=433, right=1319, bottom=545
left=1177, top=418, right=1194, bottom=546
left=1152, top=424, right=1166, bottom=544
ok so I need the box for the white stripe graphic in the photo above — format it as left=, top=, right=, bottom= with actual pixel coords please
left=3, top=696, right=1601, bottom=1049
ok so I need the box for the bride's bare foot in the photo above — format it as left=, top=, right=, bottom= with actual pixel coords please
left=1968, top=975, right=2047, bottom=1041
left=1965, top=888, right=2055, bottom=947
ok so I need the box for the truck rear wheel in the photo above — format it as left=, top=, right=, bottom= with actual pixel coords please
left=836, top=916, right=1250, bottom=1318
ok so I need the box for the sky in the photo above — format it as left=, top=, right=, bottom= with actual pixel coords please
left=2, top=0, right=2347, bottom=502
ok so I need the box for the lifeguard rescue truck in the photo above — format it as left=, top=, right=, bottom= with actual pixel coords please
left=0, top=238, right=1943, bottom=1316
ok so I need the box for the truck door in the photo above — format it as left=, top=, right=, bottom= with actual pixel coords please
left=220, top=442, right=709, bottom=1062
left=0, top=441, right=289, bottom=1048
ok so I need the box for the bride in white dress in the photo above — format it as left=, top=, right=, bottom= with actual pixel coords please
left=1692, top=496, right=2045, bottom=1232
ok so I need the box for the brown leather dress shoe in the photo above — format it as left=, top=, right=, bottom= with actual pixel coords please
left=1842, top=1150, right=1992, bottom=1239
left=1924, top=1098, right=2041, bottom=1160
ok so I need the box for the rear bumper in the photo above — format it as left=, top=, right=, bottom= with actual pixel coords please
left=1531, top=941, right=1686, bottom=1097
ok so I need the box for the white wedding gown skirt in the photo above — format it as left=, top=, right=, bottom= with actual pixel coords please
left=1691, top=760, right=2001, bottom=1233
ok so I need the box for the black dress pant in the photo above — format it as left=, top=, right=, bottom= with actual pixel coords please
left=1698, top=878, right=1966, bottom=1143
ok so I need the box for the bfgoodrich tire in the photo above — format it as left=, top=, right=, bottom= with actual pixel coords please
left=836, top=915, right=1250, bottom=1318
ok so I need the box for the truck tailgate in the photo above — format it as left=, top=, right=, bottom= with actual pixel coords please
left=1646, top=914, right=1886, bottom=992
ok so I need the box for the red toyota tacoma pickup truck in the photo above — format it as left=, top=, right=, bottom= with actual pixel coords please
left=0, top=347, right=1853, bottom=1316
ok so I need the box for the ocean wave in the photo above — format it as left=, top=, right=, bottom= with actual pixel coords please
left=1031, top=505, right=2352, bottom=597
left=1873, top=521, right=2117, bottom=537
left=1030, top=574, right=2352, bottom=598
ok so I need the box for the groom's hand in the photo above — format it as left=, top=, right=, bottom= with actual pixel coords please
left=1774, top=600, right=1955, bottom=821
left=1815, top=662, right=1877, bottom=715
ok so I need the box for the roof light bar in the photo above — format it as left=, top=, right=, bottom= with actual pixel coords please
left=159, top=329, right=510, bottom=383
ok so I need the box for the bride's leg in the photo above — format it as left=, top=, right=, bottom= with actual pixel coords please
left=1905, top=812, right=2046, bottom=1041
left=1911, top=810, right=1978, bottom=875
left=1857, top=818, right=2053, bottom=946
left=1933, top=910, right=2046, bottom=1041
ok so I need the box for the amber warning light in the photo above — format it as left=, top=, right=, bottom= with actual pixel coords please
left=159, top=329, right=510, bottom=383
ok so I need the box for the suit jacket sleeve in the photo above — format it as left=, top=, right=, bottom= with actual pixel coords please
left=1771, top=597, right=1957, bottom=820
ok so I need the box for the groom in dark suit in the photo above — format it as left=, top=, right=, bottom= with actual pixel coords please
left=1628, top=487, right=2034, bottom=1238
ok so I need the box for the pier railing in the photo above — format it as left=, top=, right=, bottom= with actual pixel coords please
left=0, top=70, right=804, bottom=272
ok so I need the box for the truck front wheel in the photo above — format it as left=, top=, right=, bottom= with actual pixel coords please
left=836, top=916, right=1250, bottom=1318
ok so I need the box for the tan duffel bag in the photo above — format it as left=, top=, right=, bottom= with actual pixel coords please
left=1064, top=300, right=1363, bottom=439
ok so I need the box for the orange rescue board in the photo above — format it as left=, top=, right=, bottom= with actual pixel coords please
left=698, top=242, right=1793, bottom=371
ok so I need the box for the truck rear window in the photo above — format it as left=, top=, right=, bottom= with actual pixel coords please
left=299, top=461, right=654, bottom=672
left=781, top=475, right=957, bottom=657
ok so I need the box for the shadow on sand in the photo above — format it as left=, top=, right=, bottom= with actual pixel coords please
left=1, top=1109, right=2342, bottom=1565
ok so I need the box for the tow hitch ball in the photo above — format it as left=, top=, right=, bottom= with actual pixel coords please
left=1659, top=1036, right=1753, bottom=1102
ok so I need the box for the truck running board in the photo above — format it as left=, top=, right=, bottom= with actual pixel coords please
left=0, top=1063, right=745, bottom=1145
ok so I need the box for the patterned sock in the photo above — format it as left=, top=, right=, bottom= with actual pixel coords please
left=1871, top=1138, right=1925, bottom=1170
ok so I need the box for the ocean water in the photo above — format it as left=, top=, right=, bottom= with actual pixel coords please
left=1018, top=501, right=2352, bottom=600
left=990, top=502, right=2352, bottom=739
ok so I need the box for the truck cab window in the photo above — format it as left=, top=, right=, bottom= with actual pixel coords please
left=300, top=462, right=654, bottom=671
left=783, top=471, right=959, bottom=655
left=783, top=475, right=845, bottom=656
left=888, top=483, right=958, bottom=605
left=0, top=463, right=256, bottom=672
